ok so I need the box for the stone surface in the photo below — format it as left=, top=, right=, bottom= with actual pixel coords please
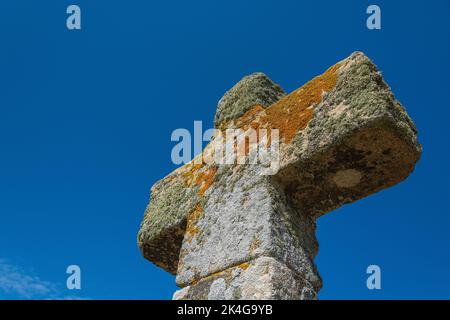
left=137, top=52, right=422, bottom=299
left=173, top=257, right=317, bottom=300
left=214, top=72, right=285, bottom=128
left=174, top=163, right=321, bottom=290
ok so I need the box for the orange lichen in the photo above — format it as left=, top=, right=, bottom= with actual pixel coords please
left=223, top=63, right=342, bottom=144
left=193, top=263, right=240, bottom=286
left=182, top=161, right=218, bottom=196
left=266, top=63, right=341, bottom=142
left=237, top=262, right=250, bottom=270
left=178, top=158, right=218, bottom=245
left=194, top=166, right=218, bottom=196
left=232, top=105, right=266, bottom=129
left=187, top=261, right=252, bottom=287
left=182, top=162, right=203, bottom=186
left=206, top=268, right=232, bottom=281
left=221, top=105, right=274, bottom=159
left=185, top=203, right=204, bottom=242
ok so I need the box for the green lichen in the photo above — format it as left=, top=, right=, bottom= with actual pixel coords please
left=232, top=288, right=242, bottom=300
left=214, top=72, right=285, bottom=128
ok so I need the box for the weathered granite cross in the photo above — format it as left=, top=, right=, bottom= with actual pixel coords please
left=137, top=52, right=421, bottom=300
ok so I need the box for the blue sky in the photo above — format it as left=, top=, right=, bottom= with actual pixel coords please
left=0, top=0, right=449, bottom=299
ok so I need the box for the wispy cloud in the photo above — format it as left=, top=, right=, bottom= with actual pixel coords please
left=0, top=259, right=87, bottom=300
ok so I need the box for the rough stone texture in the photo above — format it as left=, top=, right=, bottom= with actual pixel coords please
left=137, top=168, right=200, bottom=274
left=175, top=164, right=321, bottom=290
left=137, top=52, right=422, bottom=299
left=214, top=72, right=285, bottom=129
left=173, top=257, right=317, bottom=300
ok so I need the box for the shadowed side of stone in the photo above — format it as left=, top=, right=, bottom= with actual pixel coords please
left=274, top=52, right=422, bottom=218
left=137, top=170, right=201, bottom=274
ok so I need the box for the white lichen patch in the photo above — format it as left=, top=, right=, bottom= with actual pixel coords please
left=332, top=169, right=362, bottom=188
left=329, top=102, right=348, bottom=118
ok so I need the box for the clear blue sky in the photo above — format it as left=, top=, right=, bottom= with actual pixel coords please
left=0, top=0, right=449, bottom=299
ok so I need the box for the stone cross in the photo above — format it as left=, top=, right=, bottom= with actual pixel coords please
left=137, top=52, right=421, bottom=300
